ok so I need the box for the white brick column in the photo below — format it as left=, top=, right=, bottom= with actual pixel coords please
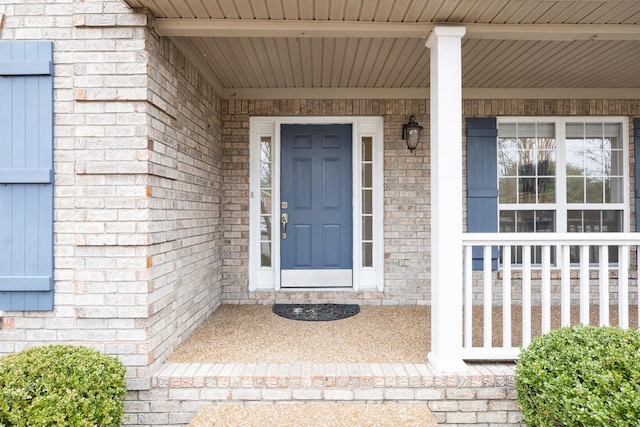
left=426, top=26, right=468, bottom=372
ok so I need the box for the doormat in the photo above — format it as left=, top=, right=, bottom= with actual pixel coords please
left=273, top=303, right=360, bottom=321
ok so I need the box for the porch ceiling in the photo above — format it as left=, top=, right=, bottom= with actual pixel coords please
left=123, top=0, right=640, bottom=99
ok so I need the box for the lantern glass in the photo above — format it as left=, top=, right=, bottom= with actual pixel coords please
left=406, top=128, right=420, bottom=151
left=403, top=116, right=423, bottom=152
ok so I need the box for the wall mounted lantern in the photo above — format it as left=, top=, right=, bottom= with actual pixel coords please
left=402, top=115, right=423, bottom=153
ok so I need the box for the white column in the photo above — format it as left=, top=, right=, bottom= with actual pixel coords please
left=426, top=26, right=468, bottom=372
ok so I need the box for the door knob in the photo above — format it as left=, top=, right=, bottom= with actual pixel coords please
left=281, top=213, right=288, bottom=239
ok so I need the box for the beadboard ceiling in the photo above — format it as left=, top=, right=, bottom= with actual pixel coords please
left=122, top=0, right=640, bottom=98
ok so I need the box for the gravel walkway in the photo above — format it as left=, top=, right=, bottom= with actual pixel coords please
left=189, top=402, right=438, bottom=427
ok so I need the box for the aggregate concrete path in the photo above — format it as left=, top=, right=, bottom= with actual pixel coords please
left=188, top=402, right=438, bottom=426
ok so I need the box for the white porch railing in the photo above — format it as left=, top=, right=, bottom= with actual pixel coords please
left=462, top=233, right=639, bottom=361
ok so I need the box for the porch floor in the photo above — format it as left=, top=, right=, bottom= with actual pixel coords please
left=168, top=305, right=430, bottom=364
left=167, top=303, right=639, bottom=364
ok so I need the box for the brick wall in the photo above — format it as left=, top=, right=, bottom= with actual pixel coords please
left=144, top=30, right=224, bottom=373
left=0, top=1, right=223, bottom=389
left=221, top=99, right=639, bottom=306
left=0, top=0, right=153, bottom=389
left=221, top=100, right=432, bottom=305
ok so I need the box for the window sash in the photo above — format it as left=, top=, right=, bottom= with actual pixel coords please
left=496, top=117, right=630, bottom=266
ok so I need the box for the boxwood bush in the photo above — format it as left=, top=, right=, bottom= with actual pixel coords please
left=0, top=345, right=127, bottom=427
left=516, top=325, right=640, bottom=426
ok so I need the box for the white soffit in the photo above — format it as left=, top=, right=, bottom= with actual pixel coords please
left=123, top=0, right=640, bottom=98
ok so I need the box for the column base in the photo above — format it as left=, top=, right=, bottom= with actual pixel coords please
left=427, top=352, right=468, bottom=373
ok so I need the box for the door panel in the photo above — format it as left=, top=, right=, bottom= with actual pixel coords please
left=281, top=124, right=353, bottom=287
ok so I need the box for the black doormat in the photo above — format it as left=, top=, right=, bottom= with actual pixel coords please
left=272, top=303, right=360, bottom=321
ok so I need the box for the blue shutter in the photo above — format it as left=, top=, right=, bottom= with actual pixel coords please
left=633, top=119, right=640, bottom=231
left=0, top=41, right=54, bottom=311
left=467, top=118, right=499, bottom=270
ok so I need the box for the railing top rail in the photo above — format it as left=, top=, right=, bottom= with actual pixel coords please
left=463, top=232, right=640, bottom=246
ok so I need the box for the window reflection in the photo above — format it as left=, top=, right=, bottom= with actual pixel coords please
left=260, top=136, right=272, bottom=267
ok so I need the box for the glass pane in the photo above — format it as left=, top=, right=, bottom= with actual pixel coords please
left=566, top=177, right=584, bottom=203
left=605, top=177, right=624, bottom=203
left=362, top=242, right=373, bottom=267
left=585, top=178, right=603, bottom=203
left=519, top=178, right=537, bottom=203
left=583, top=139, right=604, bottom=176
left=566, top=139, right=584, bottom=174
left=260, top=162, right=271, bottom=188
left=603, top=210, right=623, bottom=232
left=518, top=143, right=537, bottom=174
left=362, top=163, right=372, bottom=188
left=585, top=123, right=603, bottom=138
left=537, top=123, right=555, bottom=138
left=260, top=242, right=271, bottom=267
left=362, top=189, right=372, bottom=215
left=498, top=138, right=518, bottom=176
left=260, top=190, right=271, bottom=214
left=498, top=123, right=517, bottom=137
left=518, top=123, right=536, bottom=137
left=604, top=123, right=621, bottom=143
left=536, top=150, right=555, bottom=176
left=362, top=216, right=373, bottom=240
left=261, top=137, right=272, bottom=162
left=536, top=211, right=555, bottom=232
left=516, top=211, right=535, bottom=232
left=567, top=211, right=583, bottom=232
left=260, top=216, right=271, bottom=240
left=538, top=178, right=555, bottom=203
left=610, top=149, right=624, bottom=176
left=362, top=136, right=372, bottom=161
left=566, top=123, right=584, bottom=138
left=499, top=177, right=517, bottom=203
left=584, top=210, right=601, bottom=232
left=499, top=210, right=516, bottom=232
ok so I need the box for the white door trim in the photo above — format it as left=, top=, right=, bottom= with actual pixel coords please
left=249, top=116, right=384, bottom=292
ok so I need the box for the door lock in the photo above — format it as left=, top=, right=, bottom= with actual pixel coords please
left=281, top=213, right=288, bottom=239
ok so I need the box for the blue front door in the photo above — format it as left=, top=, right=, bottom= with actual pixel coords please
left=280, top=124, right=353, bottom=287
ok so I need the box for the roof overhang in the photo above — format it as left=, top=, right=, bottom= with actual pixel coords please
left=122, top=0, right=640, bottom=100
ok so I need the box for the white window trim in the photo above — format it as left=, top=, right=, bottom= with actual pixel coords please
left=496, top=116, right=630, bottom=234
left=249, top=116, right=385, bottom=292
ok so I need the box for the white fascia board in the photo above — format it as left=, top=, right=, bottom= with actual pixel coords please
left=224, top=87, right=640, bottom=100
left=155, top=19, right=640, bottom=41
left=154, top=19, right=432, bottom=38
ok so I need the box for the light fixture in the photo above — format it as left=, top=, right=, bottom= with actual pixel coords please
left=402, top=115, right=423, bottom=153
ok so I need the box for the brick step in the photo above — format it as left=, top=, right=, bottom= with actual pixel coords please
left=124, top=362, right=523, bottom=426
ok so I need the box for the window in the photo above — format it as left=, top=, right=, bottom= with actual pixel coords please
left=259, top=136, right=273, bottom=267
left=497, top=118, right=628, bottom=265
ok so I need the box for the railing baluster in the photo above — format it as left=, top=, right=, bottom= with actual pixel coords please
left=619, top=245, right=629, bottom=329
left=461, top=235, right=639, bottom=361
left=483, top=245, right=492, bottom=348
left=542, top=245, right=551, bottom=334
left=464, top=245, right=473, bottom=348
left=561, top=245, right=571, bottom=327
left=580, top=245, right=590, bottom=325
left=599, top=245, right=609, bottom=326
left=503, top=245, right=512, bottom=349
left=523, top=245, right=532, bottom=347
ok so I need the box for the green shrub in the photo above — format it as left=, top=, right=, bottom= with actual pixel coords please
left=0, top=345, right=127, bottom=427
left=516, top=325, right=640, bottom=426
